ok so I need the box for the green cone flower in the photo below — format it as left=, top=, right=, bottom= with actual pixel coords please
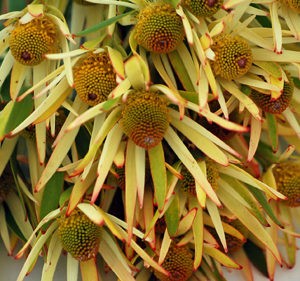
left=121, top=90, right=169, bottom=149
left=74, top=52, right=117, bottom=106
left=249, top=76, right=294, bottom=114
left=154, top=244, right=194, bottom=281
left=211, top=34, right=253, bottom=80
left=134, top=3, right=184, bottom=53
left=181, top=0, right=223, bottom=18
left=272, top=161, right=300, bottom=207
left=9, top=16, right=59, bottom=66
left=58, top=211, right=101, bottom=261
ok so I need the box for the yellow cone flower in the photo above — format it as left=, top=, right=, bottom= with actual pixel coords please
left=74, top=52, right=117, bottom=106
left=58, top=211, right=101, bottom=261
left=134, top=3, right=184, bottom=53
left=211, top=34, right=253, bottom=80
left=121, top=90, right=169, bottom=149
left=154, top=244, right=194, bottom=281
left=9, top=16, right=59, bottom=66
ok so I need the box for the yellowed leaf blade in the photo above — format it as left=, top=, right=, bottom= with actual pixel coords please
left=164, top=127, right=221, bottom=206
left=189, top=197, right=204, bottom=269
left=176, top=208, right=197, bottom=236
left=41, top=230, right=62, bottom=281
left=248, top=115, right=262, bottom=161
left=171, top=115, right=229, bottom=166
left=217, top=187, right=281, bottom=263
left=91, top=123, right=123, bottom=203
left=220, top=80, right=261, bottom=120
left=80, top=259, right=99, bottom=281
left=99, top=239, right=134, bottom=281
left=149, top=143, right=167, bottom=211
left=125, top=139, right=138, bottom=242
left=206, top=199, right=227, bottom=252
left=77, top=203, right=104, bottom=225
left=204, top=245, right=241, bottom=269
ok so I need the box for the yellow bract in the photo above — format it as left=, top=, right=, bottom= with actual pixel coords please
left=134, top=3, right=184, bottom=54
left=9, top=16, right=59, bottom=66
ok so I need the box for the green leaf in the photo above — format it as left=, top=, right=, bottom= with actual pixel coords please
left=244, top=240, right=268, bottom=277
left=40, top=172, right=64, bottom=230
left=8, top=0, right=26, bottom=11
left=76, top=11, right=135, bottom=36
left=168, top=51, right=195, bottom=91
left=266, top=113, right=278, bottom=152
left=148, top=143, right=167, bottom=212
left=165, top=194, right=180, bottom=236
left=0, top=95, right=33, bottom=140
left=246, top=185, right=283, bottom=227
left=3, top=204, right=26, bottom=241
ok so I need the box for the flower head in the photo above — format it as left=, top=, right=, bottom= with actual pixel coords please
left=154, top=244, right=194, bottom=281
left=121, top=90, right=170, bottom=149
left=181, top=0, right=223, bottom=18
left=134, top=2, right=184, bottom=53
left=58, top=210, right=101, bottom=261
left=9, top=15, right=59, bottom=66
left=249, top=75, right=294, bottom=114
left=211, top=34, right=253, bottom=80
left=272, top=161, right=300, bottom=207
left=74, top=51, right=117, bottom=106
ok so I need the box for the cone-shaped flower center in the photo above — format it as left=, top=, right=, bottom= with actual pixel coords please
left=58, top=211, right=101, bottom=261
left=154, top=244, right=194, bottom=281
left=9, top=16, right=59, bottom=66
left=134, top=3, right=184, bottom=53
left=249, top=76, right=294, bottom=114
left=74, top=52, right=117, bottom=106
left=181, top=0, right=223, bottom=17
left=121, top=90, right=169, bottom=149
left=211, top=34, right=253, bottom=80
left=272, top=161, right=300, bottom=207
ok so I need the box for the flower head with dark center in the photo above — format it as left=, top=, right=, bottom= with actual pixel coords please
left=74, top=51, right=117, bottom=106
left=181, top=0, right=223, bottom=18
left=58, top=211, right=101, bottom=261
left=134, top=2, right=184, bottom=53
left=121, top=90, right=170, bottom=149
left=211, top=34, right=253, bottom=80
left=9, top=16, right=59, bottom=66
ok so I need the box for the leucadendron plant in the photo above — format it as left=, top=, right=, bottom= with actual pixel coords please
left=1, top=0, right=300, bottom=281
